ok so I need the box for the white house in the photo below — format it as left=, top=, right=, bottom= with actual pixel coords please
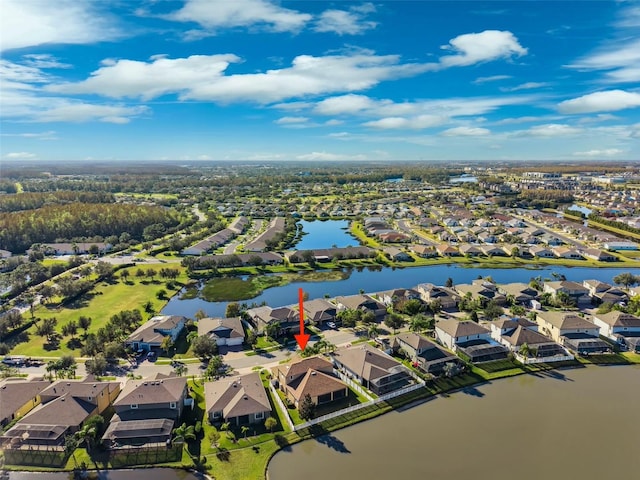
left=592, top=311, right=640, bottom=340
left=435, top=319, right=491, bottom=350
left=125, top=315, right=187, bottom=352
left=198, top=317, right=245, bottom=347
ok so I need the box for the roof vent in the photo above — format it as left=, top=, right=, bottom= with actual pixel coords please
left=67, top=383, right=71, bottom=386
left=143, top=382, right=148, bottom=386
left=311, top=371, right=317, bottom=376
left=243, top=395, right=248, bottom=400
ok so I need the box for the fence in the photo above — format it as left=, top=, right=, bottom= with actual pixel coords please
left=332, top=369, right=374, bottom=401
left=267, top=380, right=294, bottom=432
left=293, top=381, right=426, bottom=432
left=515, top=353, right=575, bottom=364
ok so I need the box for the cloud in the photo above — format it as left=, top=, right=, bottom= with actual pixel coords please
left=166, top=0, right=311, bottom=33
left=439, top=30, right=527, bottom=67
left=21, top=54, right=72, bottom=69
left=512, top=124, right=583, bottom=137
left=441, top=126, right=491, bottom=136
left=363, top=115, right=448, bottom=130
left=312, top=93, right=535, bottom=120
left=50, top=52, right=429, bottom=104
left=569, top=38, right=640, bottom=83
left=473, top=75, right=512, bottom=84
left=558, top=90, right=640, bottom=114
left=573, top=148, right=624, bottom=157
left=4, top=152, right=37, bottom=159
left=500, top=82, right=550, bottom=92
left=274, top=116, right=309, bottom=124
left=296, top=151, right=367, bottom=161
left=314, top=4, right=377, bottom=35
left=0, top=130, right=57, bottom=140
left=0, top=0, right=121, bottom=51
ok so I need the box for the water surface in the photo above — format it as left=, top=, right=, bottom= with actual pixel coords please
left=269, top=366, right=640, bottom=480
left=162, top=264, right=639, bottom=318
left=295, top=220, right=357, bottom=250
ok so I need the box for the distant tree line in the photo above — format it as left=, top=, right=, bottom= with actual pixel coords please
left=0, top=203, right=182, bottom=252
left=0, top=191, right=115, bottom=212
left=588, top=214, right=640, bottom=236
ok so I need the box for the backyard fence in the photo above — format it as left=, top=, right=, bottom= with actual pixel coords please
left=268, top=380, right=295, bottom=432
left=294, top=381, right=426, bottom=432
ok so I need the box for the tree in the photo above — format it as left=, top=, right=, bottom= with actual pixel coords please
left=246, top=330, right=258, bottom=349
left=483, top=301, right=504, bottom=320
left=241, top=425, right=250, bottom=441
left=298, top=393, right=316, bottom=421
left=443, top=362, right=461, bottom=378
left=445, top=277, right=453, bottom=288
left=384, top=313, right=405, bottom=334
left=62, top=320, right=78, bottom=339
left=520, top=343, right=531, bottom=358
left=36, top=317, right=58, bottom=340
left=192, top=335, right=218, bottom=359
left=264, top=322, right=280, bottom=340
left=173, top=422, right=196, bottom=444
left=39, top=285, right=54, bottom=305
left=409, top=313, right=434, bottom=332
left=161, top=336, right=174, bottom=356
left=398, top=299, right=424, bottom=315
left=75, top=423, right=97, bottom=453
left=94, top=261, right=114, bottom=281
left=367, top=324, right=380, bottom=339
left=225, top=303, right=240, bottom=318
left=264, top=416, right=277, bottom=433
left=78, top=316, right=92, bottom=334
left=613, top=272, right=639, bottom=289
left=468, top=311, right=479, bottom=323
left=208, top=429, right=221, bottom=450
left=220, top=422, right=231, bottom=439
left=301, top=250, right=316, bottom=267
left=174, top=363, right=187, bottom=377
left=85, top=356, right=108, bottom=376
left=120, top=270, right=130, bottom=283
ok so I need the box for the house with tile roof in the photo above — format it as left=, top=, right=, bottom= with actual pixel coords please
left=204, top=372, right=271, bottom=426
left=198, top=317, right=245, bottom=347
left=273, top=356, right=347, bottom=407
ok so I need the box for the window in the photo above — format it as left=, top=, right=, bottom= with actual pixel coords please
left=213, top=411, right=222, bottom=419
left=131, top=404, right=138, bottom=409
left=170, top=402, right=177, bottom=409
left=255, top=412, right=264, bottom=420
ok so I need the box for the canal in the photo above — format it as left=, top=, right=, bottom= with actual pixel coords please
left=294, top=220, right=357, bottom=250
left=268, top=365, right=640, bottom=480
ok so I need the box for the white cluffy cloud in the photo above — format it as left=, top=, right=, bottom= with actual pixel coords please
left=49, top=53, right=428, bottom=104
left=573, top=148, right=624, bottom=157
left=4, top=152, right=37, bottom=159
left=274, top=116, right=309, bottom=124
left=439, top=30, right=527, bottom=67
left=166, top=0, right=311, bottom=33
left=363, top=115, right=448, bottom=130
left=441, top=126, right=491, bottom=136
left=0, top=0, right=121, bottom=51
left=558, top=90, right=640, bottom=114
left=314, top=3, right=377, bottom=35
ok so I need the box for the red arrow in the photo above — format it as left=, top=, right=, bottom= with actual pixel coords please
left=294, top=287, right=310, bottom=350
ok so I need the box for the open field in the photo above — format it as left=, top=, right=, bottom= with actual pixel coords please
left=9, top=264, right=188, bottom=357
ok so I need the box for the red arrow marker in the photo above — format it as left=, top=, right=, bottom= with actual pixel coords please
left=294, top=287, right=310, bottom=350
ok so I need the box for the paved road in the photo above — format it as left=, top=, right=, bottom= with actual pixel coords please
left=13, top=326, right=362, bottom=382
left=521, top=218, right=584, bottom=248
left=224, top=219, right=263, bottom=254
left=397, top=220, right=436, bottom=245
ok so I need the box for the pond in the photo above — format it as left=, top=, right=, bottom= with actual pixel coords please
left=161, top=264, right=640, bottom=318
left=268, top=365, right=640, bottom=480
left=568, top=204, right=592, bottom=216
left=6, top=468, right=203, bottom=480
left=449, top=174, right=478, bottom=183
left=294, top=220, right=357, bottom=251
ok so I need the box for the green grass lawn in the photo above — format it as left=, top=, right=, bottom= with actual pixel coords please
left=9, top=264, right=188, bottom=357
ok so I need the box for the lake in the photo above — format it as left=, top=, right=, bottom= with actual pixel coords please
left=294, top=220, right=357, bottom=250
left=161, top=264, right=640, bottom=318
left=268, top=365, right=640, bottom=480
left=6, top=468, right=202, bottom=480
left=449, top=175, right=478, bottom=183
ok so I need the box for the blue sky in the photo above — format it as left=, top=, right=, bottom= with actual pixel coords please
left=1, top=0, right=639, bottom=162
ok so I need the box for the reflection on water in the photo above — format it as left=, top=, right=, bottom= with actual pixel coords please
left=269, top=366, right=640, bottom=480
left=162, top=264, right=640, bottom=318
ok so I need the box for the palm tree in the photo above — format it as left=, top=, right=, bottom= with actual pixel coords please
left=186, top=331, right=199, bottom=344
left=220, top=422, right=231, bottom=439
left=172, top=422, right=196, bottom=444
left=241, top=425, right=249, bottom=442
left=75, top=423, right=97, bottom=453
left=520, top=343, right=530, bottom=358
